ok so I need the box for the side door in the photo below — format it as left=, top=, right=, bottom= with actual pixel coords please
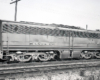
left=69, top=31, right=74, bottom=51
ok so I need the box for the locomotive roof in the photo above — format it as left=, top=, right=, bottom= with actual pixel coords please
left=1, top=20, right=100, bottom=34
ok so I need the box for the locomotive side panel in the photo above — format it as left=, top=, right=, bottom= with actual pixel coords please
left=87, top=38, right=100, bottom=48
left=2, top=33, right=70, bottom=50
left=73, top=37, right=100, bottom=49
left=72, top=37, right=87, bottom=49
left=2, top=33, right=26, bottom=45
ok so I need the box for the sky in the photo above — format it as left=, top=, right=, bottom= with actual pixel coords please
left=0, top=0, right=100, bottom=30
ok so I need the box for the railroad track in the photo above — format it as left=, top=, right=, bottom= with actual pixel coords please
left=0, top=58, right=100, bottom=67
left=0, top=59, right=100, bottom=75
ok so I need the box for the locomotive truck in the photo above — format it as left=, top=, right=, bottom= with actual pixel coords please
left=0, top=20, right=100, bottom=62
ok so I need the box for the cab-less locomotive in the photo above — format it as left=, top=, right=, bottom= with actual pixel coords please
left=0, top=20, right=100, bottom=62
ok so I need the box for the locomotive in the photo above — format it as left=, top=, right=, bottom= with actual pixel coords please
left=0, top=20, right=100, bottom=63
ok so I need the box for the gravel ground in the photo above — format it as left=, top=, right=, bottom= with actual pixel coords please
left=0, top=66, right=100, bottom=80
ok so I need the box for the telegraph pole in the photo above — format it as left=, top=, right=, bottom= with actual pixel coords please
left=86, top=24, right=88, bottom=30
left=10, top=0, right=21, bottom=21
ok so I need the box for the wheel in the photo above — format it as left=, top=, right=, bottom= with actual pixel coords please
left=94, top=52, right=100, bottom=58
left=38, top=53, right=50, bottom=62
left=81, top=51, right=92, bottom=59
left=16, top=55, right=32, bottom=62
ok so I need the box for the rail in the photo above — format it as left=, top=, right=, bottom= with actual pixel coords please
left=0, top=59, right=100, bottom=75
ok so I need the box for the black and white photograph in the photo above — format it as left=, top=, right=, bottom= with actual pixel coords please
left=0, top=0, right=100, bottom=80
